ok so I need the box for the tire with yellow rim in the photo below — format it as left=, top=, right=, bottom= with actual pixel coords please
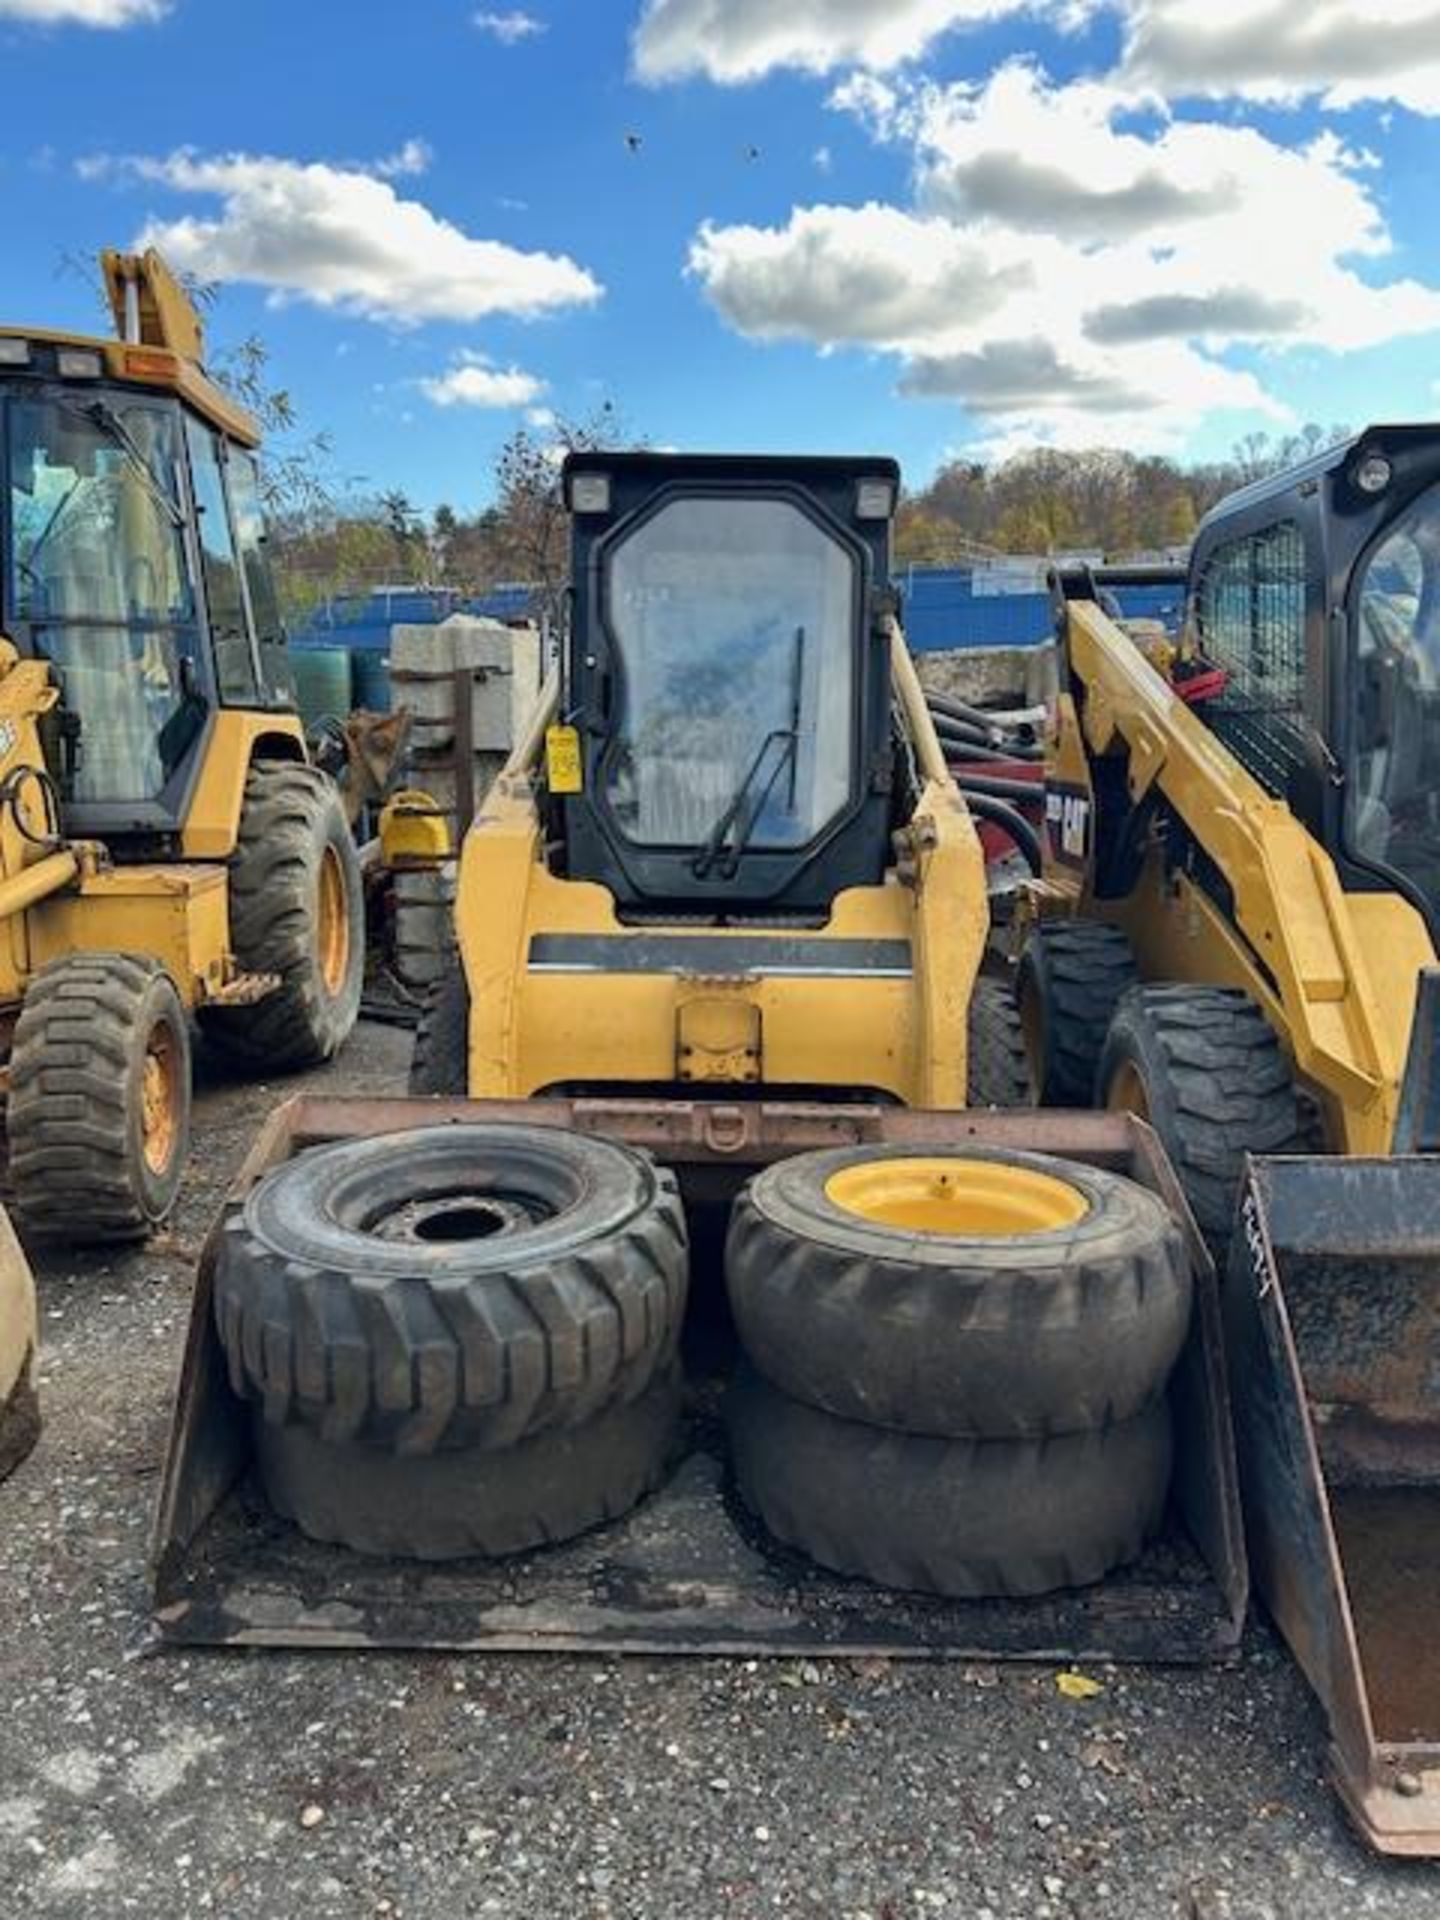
left=199, top=758, right=363, bottom=1071
left=728, top=1363, right=1171, bottom=1600
left=8, top=952, right=191, bottom=1243
left=726, top=1143, right=1190, bottom=1438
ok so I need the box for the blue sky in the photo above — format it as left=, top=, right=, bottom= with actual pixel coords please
left=4, top=0, right=1440, bottom=512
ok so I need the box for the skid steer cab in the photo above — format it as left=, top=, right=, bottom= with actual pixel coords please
left=0, top=248, right=362, bottom=1244
left=411, top=449, right=1003, bottom=1108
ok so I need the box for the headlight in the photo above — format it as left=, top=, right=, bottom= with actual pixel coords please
left=1354, top=451, right=1393, bottom=496
left=856, top=478, right=895, bottom=520
left=56, top=347, right=103, bottom=379
left=570, top=472, right=612, bottom=515
left=0, top=337, right=31, bottom=366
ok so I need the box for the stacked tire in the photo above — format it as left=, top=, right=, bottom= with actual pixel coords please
left=725, top=1144, right=1192, bottom=1598
left=212, top=1124, right=688, bottom=1560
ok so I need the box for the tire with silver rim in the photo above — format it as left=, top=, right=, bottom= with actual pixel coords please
left=214, top=1123, right=688, bottom=1456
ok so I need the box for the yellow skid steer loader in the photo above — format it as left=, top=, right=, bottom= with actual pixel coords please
left=1008, top=426, right=1440, bottom=1854
left=153, top=454, right=1246, bottom=1695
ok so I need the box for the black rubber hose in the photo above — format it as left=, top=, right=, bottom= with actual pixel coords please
left=937, top=737, right=1034, bottom=765
left=948, top=768, right=1048, bottom=804
left=961, top=792, right=1044, bottom=874
left=928, top=689, right=1041, bottom=733
left=931, top=715, right=1043, bottom=762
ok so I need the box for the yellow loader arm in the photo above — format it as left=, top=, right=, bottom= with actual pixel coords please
left=1059, top=597, right=1435, bottom=1153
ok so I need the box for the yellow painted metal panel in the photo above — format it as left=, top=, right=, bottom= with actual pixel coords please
left=28, top=865, right=232, bottom=1007
left=180, top=711, right=307, bottom=858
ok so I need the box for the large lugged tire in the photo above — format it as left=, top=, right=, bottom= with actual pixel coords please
left=8, top=953, right=191, bottom=1243
left=409, top=956, right=469, bottom=1095
left=199, top=759, right=363, bottom=1070
left=1097, top=986, right=1305, bottom=1250
left=257, top=1362, right=682, bottom=1561
left=967, top=978, right=1033, bottom=1108
left=726, top=1144, right=1189, bottom=1438
left=727, top=1366, right=1170, bottom=1599
left=215, top=1123, right=688, bottom=1454
left=1018, top=921, right=1137, bottom=1105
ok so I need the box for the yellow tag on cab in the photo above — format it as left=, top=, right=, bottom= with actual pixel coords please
left=545, top=723, right=583, bottom=794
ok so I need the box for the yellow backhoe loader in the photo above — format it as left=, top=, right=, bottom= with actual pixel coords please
left=0, top=249, right=363, bottom=1243
left=1007, top=426, right=1440, bottom=1855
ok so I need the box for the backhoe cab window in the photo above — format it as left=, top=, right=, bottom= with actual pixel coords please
left=1350, top=481, right=1440, bottom=908
left=603, top=498, right=857, bottom=851
left=6, top=393, right=203, bottom=804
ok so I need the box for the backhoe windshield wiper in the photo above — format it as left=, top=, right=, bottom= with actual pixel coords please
left=58, top=396, right=184, bottom=531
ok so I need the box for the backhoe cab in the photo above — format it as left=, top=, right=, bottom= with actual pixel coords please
left=0, top=250, right=362, bottom=1244
left=3, top=249, right=296, bottom=842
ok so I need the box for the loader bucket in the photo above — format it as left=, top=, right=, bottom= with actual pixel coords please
left=1228, top=1157, right=1440, bottom=1856
left=0, top=1204, right=40, bottom=1483
left=150, top=1096, right=1246, bottom=1664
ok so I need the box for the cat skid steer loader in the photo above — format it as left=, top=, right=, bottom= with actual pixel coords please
left=1010, top=426, right=1440, bottom=1854
left=152, top=452, right=1248, bottom=1702
left=0, top=250, right=362, bottom=1244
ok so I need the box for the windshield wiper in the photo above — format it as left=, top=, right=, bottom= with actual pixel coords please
left=692, top=727, right=797, bottom=880
left=58, top=396, right=184, bottom=530
left=691, top=625, right=808, bottom=881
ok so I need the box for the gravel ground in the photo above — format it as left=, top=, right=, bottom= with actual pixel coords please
left=2, top=1019, right=1438, bottom=1920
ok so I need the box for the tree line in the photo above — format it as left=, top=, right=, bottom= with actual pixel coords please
left=894, top=426, right=1351, bottom=565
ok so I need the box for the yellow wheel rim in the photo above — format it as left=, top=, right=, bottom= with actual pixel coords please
left=825, top=1156, right=1089, bottom=1237
left=317, top=845, right=350, bottom=997
left=141, top=1024, right=179, bottom=1176
left=1106, top=1059, right=1151, bottom=1122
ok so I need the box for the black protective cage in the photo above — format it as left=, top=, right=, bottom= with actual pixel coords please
left=556, top=452, right=901, bottom=920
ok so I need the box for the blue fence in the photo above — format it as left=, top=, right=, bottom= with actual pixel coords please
left=899, top=568, right=1184, bottom=652
left=288, top=572, right=1186, bottom=666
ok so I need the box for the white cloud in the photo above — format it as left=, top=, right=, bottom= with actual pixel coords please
left=690, top=63, right=1440, bottom=444
left=86, top=146, right=601, bottom=326
left=0, top=0, right=165, bottom=20
left=473, top=8, right=545, bottom=43
left=690, top=202, right=1033, bottom=346
left=420, top=352, right=545, bottom=408
left=1119, top=1, right=1440, bottom=115
left=632, top=0, right=1052, bottom=84
left=633, top=0, right=1440, bottom=115
left=371, top=138, right=432, bottom=180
